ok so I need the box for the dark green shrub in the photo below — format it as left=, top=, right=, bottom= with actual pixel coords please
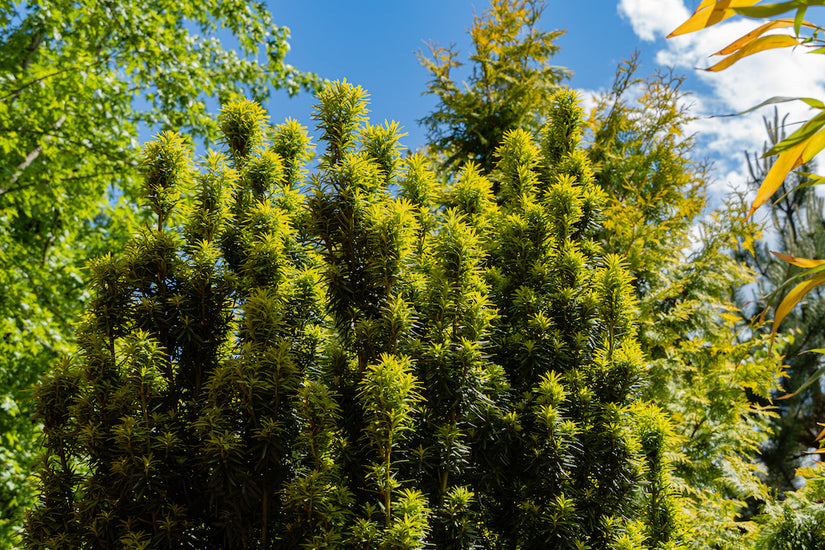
left=25, top=82, right=682, bottom=550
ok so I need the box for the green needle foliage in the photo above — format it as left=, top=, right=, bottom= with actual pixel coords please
left=754, top=465, right=825, bottom=550
left=420, top=0, right=785, bottom=540
left=26, top=82, right=683, bottom=549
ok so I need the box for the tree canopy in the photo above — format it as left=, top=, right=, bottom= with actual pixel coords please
left=8, top=1, right=825, bottom=548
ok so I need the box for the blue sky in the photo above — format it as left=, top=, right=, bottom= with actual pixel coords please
left=264, top=0, right=825, bottom=198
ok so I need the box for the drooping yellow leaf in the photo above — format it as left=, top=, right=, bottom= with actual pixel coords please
left=800, top=126, right=825, bottom=165
left=748, top=127, right=825, bottom=218
left=771, top=270, right=825, bottom=349
left=771, top=251, right=825, bottom=268
left=668, top=0, right=761, bottom=37
left=706, top=34, right=800, bottom=71
left=713, top=18, right=818, bottom=55
left=748, top=138, right=808, bottom=218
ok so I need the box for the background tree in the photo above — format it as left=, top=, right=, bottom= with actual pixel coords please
left=0, top=1, right=322, bottom=544
left=421, top=1, right=784, bottom=544
left=25, top=82, right=682, bottom=550
left=418, top=0, right=569, bottom=176
left=587, top=55, right=783, bottom=550
left=753, top=463, right=825, bottom=550
left=667, top=0, right=825, bottom=436
left=735, top=110, right=825, bottom=492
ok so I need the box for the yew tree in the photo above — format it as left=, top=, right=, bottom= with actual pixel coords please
left=26, top=82, right=683, bottom=550
left=420, top=0, right=784, bottom=543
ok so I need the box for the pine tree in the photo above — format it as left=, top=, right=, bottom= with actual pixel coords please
left=26, top=82, right=680, bottom=549
left=736, top=110, right=825, bottom=493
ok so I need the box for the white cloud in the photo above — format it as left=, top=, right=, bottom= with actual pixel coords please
left=617, top=0, right=690, bottom=41
left=618, top=0, right=825, bottom=198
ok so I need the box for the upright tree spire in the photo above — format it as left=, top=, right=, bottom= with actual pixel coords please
left=419, top=0, right=569, bottom=175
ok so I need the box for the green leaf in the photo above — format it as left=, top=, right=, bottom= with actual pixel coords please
left=765, top=110, right=825, bottom=156
left=713, top=95, right=825, bottom=118
left=777, top=363, right=825, bottom=399
left=794, top=5, right=806, bottom=35
left=734, top=1, right=812, bottom=19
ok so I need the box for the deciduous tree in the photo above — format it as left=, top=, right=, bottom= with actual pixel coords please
left=0, top=1, right=321, bottom=543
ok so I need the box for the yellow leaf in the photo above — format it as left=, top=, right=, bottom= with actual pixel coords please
left=759, top=131, right=825, bottom=219
left=668, top=0, right=760, bottom=38
left=815, top=423, right=825, bottom=442
left=771, top=270, right=825, bottom=349
left=801, top=126, right=825, bottom=165
left=748, top=137, right=807, bottom=218
left=713, top=18, right=817, bottom=55
left=720, top=311, right=740, bottom=325
left=742, top=236, right=754, bottom=254
left=706, top=34, right=800, bottom=71
left=771, top=250, right=825, bottom=268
